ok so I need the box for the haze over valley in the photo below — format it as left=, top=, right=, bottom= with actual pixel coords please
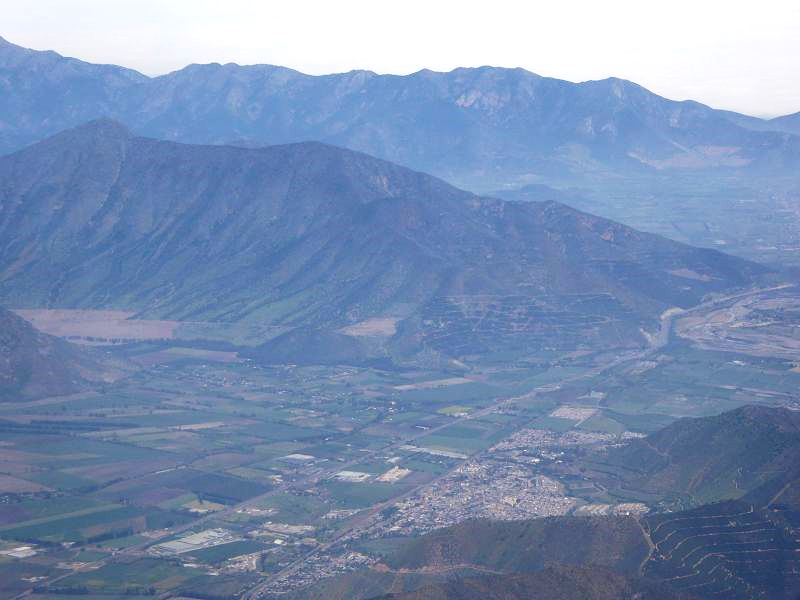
left=0, top=12, right=799, bottom=600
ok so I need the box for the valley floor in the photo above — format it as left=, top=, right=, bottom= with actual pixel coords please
left=1, top=285, right=799, bottom=599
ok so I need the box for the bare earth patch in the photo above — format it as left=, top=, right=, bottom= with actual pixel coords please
left=339, top=317, right=400, bottom=337
left=549, top=406, right=598, bottom=421
left=172, top=421, right=227, bottom=431
left=13, top=309, right=179, bottom=344
left=132, top=348, right=241, bottom=367
left=629, top=146, right=751, bottom=169
left=676, top=290, right=800, bottom=360
left=394, top=377, right=473, bottom=391
left=668, top=268, right=712, bottom=282
left=0, top=474, right=50, bottom=493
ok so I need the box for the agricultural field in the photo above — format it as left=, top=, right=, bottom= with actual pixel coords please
left=0, top=347, right=534, bottom=597
left=2, top=306, right=798, bottom=599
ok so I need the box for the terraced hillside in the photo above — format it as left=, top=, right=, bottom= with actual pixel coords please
left=643, top=501, right=800, bottom=599
left=295, top=406, right=800, bottom=600
left=417, top=293, right=634, bottom=355
left=311, top=503, right=800, bottom=600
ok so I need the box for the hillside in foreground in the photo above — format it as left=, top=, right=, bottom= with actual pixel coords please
left=373, top=566, right=696, bottom=600
left=288, top=406, right=800, bottom=600
left=0, top=306, right=107, bottom=400
left=299, top=500, right=800, bottom=600
left=593, top=405, right=800, bottom=506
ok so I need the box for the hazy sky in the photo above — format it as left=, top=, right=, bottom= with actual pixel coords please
left=3, top=0, right=799, bottom=116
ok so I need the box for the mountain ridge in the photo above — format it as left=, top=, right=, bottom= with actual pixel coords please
left=0, top=120, right=769, bottom=362
left=297, top=500, right=800, bottom=599
left=2, top=37, right=799, bottom=189
left=593, top=405, right=800, bottom=506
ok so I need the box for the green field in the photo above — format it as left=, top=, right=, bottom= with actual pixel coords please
left=529, top=416, right=575, bottom=432
left=323, top=481, right=412, bottom=509
left=0, top=505, right=190, bottom=543
left=53, top=558, right=200, bottom=593
left=187, top=540, right=267, bottom=564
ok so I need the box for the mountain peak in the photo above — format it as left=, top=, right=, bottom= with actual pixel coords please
left=13, top=118, right=134, bottom=160
left=0, top=35, right=24, bottom=49
left=581, top=76, right=644, bottom=95
left=70, top=118, right=132, bottom=139
left=729, top=404, right=800, bottom=431
left=0, top=35, right=24, bottom=52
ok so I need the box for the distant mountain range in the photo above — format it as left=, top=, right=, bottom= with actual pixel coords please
left=722, top=110, right=800, bottom=136
left=768, top=112, right=800, bottom=135
left=1, top=36, right=799, bottom=190
left=0, top=121, right=767, bottom=363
